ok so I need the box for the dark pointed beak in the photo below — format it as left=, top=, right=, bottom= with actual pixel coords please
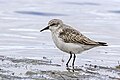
left=40, top=26, right=49, bottom=32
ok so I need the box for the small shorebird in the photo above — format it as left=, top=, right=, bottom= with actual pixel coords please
left=40, top=19, right=107, bottom=67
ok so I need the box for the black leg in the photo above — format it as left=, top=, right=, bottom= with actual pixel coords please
left=72, top=54, right=76, bottom=66
left=66, top=53, right=72, bottom=67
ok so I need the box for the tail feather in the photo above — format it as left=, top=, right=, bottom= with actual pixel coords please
left=98, top=42, right=108, bottom=46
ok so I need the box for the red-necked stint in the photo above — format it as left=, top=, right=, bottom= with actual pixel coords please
left=40, top=19, right=108, bottom=67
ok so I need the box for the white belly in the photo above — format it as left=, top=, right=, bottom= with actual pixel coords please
left=52, top=33, right=94, bottom=54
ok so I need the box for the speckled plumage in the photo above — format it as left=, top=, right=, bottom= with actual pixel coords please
left=40, top=19, right=107, bottom=66
left=58, top=28, right=99, bottom=45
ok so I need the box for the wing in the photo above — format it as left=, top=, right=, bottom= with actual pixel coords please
left=58, top=28, right=99, bottom=45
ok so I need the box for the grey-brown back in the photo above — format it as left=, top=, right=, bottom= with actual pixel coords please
left=58, top=28, right=107, bottom=46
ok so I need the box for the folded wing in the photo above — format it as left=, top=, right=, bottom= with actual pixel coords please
left=59, top=28, right=107, bottom=46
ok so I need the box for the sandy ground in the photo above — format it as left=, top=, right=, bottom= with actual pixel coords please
left=0, top=55, right=119, bottom=80
left=0, top=0, right=120, bottom=80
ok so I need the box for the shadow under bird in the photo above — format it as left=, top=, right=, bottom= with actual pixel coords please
left=40, top=19, right=108, bottom=67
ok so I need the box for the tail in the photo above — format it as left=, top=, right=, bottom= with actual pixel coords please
left=98, top=42, right=108, bottom=46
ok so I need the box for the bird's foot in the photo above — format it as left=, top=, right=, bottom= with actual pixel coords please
left=66, top=64, right=69, bottom=67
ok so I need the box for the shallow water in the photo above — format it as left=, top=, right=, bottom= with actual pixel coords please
left=0, top=0, right=120, bottom=79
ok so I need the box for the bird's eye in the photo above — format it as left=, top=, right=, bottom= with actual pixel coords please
left=50, top=23, right=56, bottom=26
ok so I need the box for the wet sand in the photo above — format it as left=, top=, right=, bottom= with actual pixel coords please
left=0, top=55, right=119, bottom=80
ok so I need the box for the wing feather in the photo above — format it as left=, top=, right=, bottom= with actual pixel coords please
left=59, top=28, right=99, bottom=45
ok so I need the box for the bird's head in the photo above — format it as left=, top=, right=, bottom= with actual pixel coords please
left=40, top=19, right=63, bottom=32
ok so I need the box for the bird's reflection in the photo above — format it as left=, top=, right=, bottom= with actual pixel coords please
left=66, top=66, right=76, bottom=72
left=66, top=65, right=84, bottom=72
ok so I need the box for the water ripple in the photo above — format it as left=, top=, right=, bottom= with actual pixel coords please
left=0, top=46, right=56, bottom=50
left=10, top=28, right=38, bottom=32
left=0, top=34, right=36, bottom=39
left=62, top=2, right=100, bottom=6
left=15, top=11, right=67, bottom=16
left=108, top=10, right=120, bottom=14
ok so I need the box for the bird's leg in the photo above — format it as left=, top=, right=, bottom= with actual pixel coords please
left=72, top=54, right=76, bottom=67
left=66, top=52, right=72, bottom=67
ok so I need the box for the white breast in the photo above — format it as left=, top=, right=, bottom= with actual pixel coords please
left=51, top=32, right=87, bottom=54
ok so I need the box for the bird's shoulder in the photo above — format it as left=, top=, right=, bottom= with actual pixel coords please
left=58, top=27, right=99, bottom=45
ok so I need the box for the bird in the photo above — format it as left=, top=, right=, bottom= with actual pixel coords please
left=40, top=19, right=107, bottom=67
